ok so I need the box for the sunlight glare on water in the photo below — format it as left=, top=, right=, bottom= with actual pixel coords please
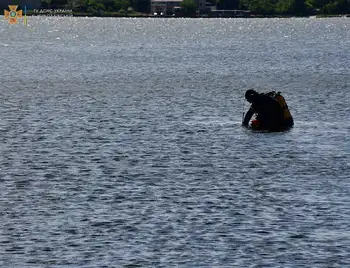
left=0, top=17, right=349, bottom=267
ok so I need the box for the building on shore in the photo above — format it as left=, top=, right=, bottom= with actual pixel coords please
left=150, top=0, right=180, bottom=15
left=150, top=0, right=206, bottom=15
left=1, top=0, right=41, bottom=10
left=150, top=0, right=250, bottom=17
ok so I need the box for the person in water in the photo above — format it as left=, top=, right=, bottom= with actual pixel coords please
left=242, top=89, right=294, bottom=130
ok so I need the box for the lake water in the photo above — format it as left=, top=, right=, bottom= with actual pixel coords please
left=0, top=17, right=349, bottom=267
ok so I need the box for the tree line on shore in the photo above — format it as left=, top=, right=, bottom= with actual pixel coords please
left=41, top=0, right=349, bottom=16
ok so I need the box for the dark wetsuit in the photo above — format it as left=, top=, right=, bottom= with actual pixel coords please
left=243, top=93, right=284, bottom=130
left=280, top=117, right=294, bottom=128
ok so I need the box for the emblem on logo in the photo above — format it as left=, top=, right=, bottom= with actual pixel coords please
left=4, top=5, right=23, bottom=24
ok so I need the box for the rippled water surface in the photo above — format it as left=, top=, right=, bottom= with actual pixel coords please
left=1, top=17, right=350, bottom=267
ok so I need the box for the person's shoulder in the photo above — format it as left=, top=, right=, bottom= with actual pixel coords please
left=259, top=93, right=272, bottom=100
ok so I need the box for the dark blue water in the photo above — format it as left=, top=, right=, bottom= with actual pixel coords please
left=0, top=17, right=349, bottom=267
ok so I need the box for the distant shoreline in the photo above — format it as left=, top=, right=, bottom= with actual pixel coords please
left=25, top=12, right=350, bottom=19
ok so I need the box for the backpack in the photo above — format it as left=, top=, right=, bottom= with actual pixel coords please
left=264, top=91, right=293, bottom=120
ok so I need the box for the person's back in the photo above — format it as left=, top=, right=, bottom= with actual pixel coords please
left=251, top=93, right=283, bottom=130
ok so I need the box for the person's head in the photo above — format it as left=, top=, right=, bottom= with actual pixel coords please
left=245, top=89, right=257, bottom=103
